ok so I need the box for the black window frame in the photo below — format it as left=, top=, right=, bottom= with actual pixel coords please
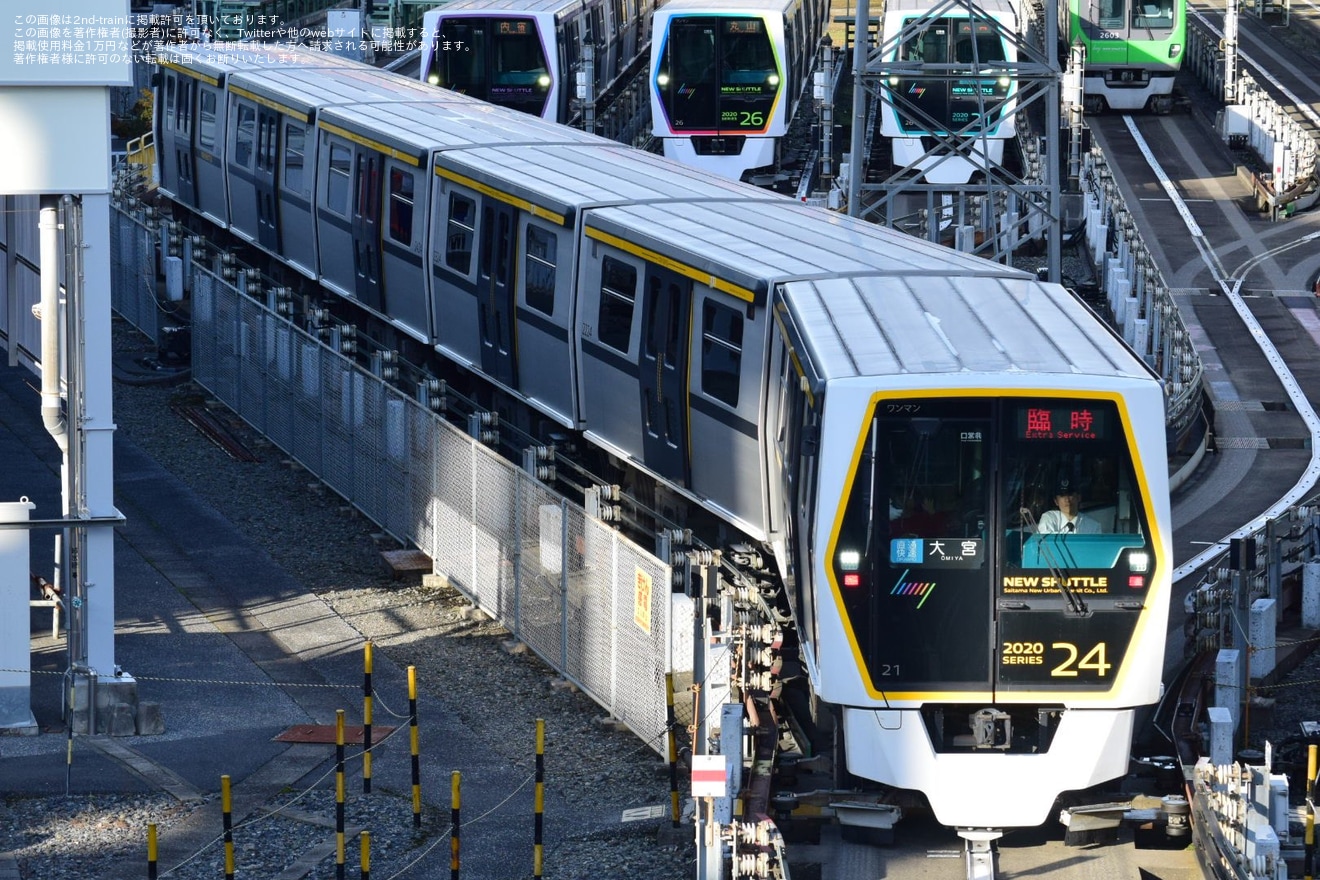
left=598, top=256, right=637, bottom=353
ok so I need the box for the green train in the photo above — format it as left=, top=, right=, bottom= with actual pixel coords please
left=1063, top=0, right=1185, bottom=113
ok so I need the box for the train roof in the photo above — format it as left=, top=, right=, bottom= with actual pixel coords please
left=425, top=0, right=587, bottom=15
left=583, top=201, right=1152, bottom=385
left=883, top=0, right=1017, bottom=14
left=585, top=199, right=1019, bottom=293
left=434, top=144, right=782, bottom=227
left=653, top=0, right=802, bottom=15
left=780, top=273, right=1152, bottom=382
left=226, top=62, right=476, bottom=118
left=157, top=43, right=365, bottom=82
left=315, top=99, right=600, bottom=162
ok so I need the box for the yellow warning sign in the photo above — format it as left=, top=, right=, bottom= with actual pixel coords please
left=634, top=567, right=653, bottom=634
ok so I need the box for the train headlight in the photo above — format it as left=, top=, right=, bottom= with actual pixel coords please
left=1169, top=43, right=1182, bottom=57
left=427, top=73, right=440, bottom=85
left=887, top=75, right=899, bottom=87
left=657, top=72, right=670, bottom=86
left=537, top=74, right=551, bottom=88
left=767, top=73, right=780, bottom=86
left=838, top=550, right=863, bottom=588
left=1128, top=550, right=1150, bottom=573
left=997, top=75, right=1010, bottom=88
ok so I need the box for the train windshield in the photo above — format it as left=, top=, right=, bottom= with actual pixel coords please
left=890, top=17, right=1012, bottom=135
left=657, top=16, right=779, bottom=133
left=1131, top=0, right=1175, bottom=29
left=830, top=397, right=1153, bottom=692
left=426, top=17, right=551, bottom=117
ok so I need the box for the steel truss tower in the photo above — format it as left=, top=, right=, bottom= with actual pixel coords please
left=845, top=0, right=1065, bottom=281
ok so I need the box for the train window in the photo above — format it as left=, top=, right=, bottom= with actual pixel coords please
left=1132, top=0, right=1173, bottom=27
left=283, top=122, right=305, bottom=194
left=524, top=224, right=557, bottom=316
left=176, top=79, right=191, bottom=136
left=233, top=103, right=256, bottom=169
left=257, top=116, right=275, bottom=172
left=644, top=277, right=682, bottom=363
left=327, top=142, right=351, bottom=215
left=598, top=257, right=636, bottom=353
left=495, top=212, right=512, bottom=285
left=445, top=193, right=476, bottom=273
left=164, top=75, right=175, bottom=131
left=388, top=168, right=415, bottom=245
left=701, top=301, right=743, bottom=407
left=198, top=90, right=217, bottom=150
left=1099, top=0, right=1125, bottom=29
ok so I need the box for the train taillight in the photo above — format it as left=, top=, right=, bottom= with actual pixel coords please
left=839, top=549, right=863, bottom=588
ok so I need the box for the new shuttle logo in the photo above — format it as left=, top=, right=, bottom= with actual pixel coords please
left=890, top=569, right=936, bottom=609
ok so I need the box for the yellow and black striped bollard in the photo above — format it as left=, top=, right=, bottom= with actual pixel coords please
left=363, top=642, right=374, bottom=794
left=1306, top=743, right=1316, bottom=880
left=451, top=770, right=461, bottom=880
left=337, top=709, right=347, bottom=880
left=222, top=774, right=235, bottom=880
left=147, top=822, right=157, bottom=880
left=534, top=719, right=545, bottom=879
left=409, top=666, right=422, bottom=829
left=360, top=830, right=371, bottom=880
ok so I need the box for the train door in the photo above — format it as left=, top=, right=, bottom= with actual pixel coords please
left=639, top=265, right=691, bottom=486
left=351, top=150, right=384, bottom=312
left=174, top=74, right=197, bottom=207
left=477, top=201, right=518, bottom=386
left=254, top=107, right=280, bottom=251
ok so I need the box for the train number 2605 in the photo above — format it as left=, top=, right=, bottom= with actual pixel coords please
left=1001, top=641, right=1111, bottom=677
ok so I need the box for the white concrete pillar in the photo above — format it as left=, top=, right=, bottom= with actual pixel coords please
left=79, top=193, right=120, bottom=680
left=1208, top=706, right=1235, bottom=765
left=0, top=499, right=37, bottom=732
left=1216, top=649, right=1241, bottom=728
left=1269, top=776, right=1289, bottom=839
left=1249, top=597, right=1277, bottom=681
left=1124, top=296, right=1140, bottom=344
left=1303, top=561, right=1320, bottom=628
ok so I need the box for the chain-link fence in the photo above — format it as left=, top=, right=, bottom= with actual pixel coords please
left=109, top=205, right=160, bottom=345
left=112, top=207, right=679, bottom=754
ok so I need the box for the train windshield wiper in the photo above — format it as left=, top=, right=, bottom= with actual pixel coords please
left=1018, top=509, right=1090, bottom=617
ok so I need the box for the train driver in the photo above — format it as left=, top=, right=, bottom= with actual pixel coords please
left=1031, top=479, right=1103, bottom=534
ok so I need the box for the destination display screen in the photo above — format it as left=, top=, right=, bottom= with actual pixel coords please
left=1015, top=405, right=1111, bottom=441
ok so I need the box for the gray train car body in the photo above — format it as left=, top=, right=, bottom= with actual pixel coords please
left=428, top=144, right=779, bottom=438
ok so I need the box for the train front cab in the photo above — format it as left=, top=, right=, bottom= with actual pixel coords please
left=879, top=1, right=1018, bottom=184
left=422, top=0, right=645, bottom=126
left=806, top=380, right=1171, bottom=829
left=649, top=0, right=828, bottom=180
left=157, top=58, right=232, bottom=226
left=1067, top=0, right=1184, bottom=111
left=573, top=210, right=770, bottom=535
left=651, top=9, right=791, bottom=180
